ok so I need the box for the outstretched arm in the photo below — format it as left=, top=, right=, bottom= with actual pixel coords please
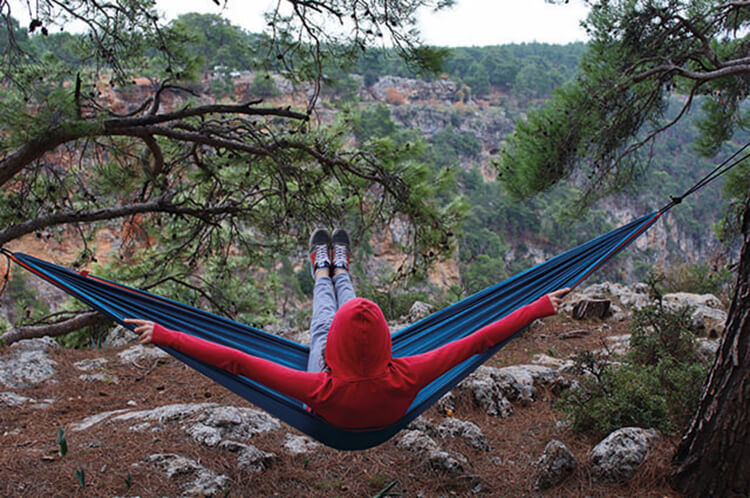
left=124, top=319, right=325, bottom=405
left=405, top=288, right=569, bottom=388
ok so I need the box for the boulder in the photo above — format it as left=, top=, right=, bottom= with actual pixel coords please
left=117, top=344, right=169, bottom=364
left=662, top=292, right=721, bottom=310
left=144, top=453, right=228, bottom=496
left=533, top=440, right=577, bottom=490
left=589, top=427, right=660, bottom=483
left=406, top=301, right=434, bottom=323
left=690, top=306, right=727, bottom=335
left=0, top=337, right=58, bottom=388
left=284, top=434, right=320, bottom=455
left=103, top=325, right=137, bottom=348
left=437, top=418, right=489, bottom=451
left=219, top=440, right=276, bottom=472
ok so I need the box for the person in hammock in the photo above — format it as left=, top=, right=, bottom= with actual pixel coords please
left=125, top=228, right=569, bottom=430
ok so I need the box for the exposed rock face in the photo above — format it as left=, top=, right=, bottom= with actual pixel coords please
left=589, top=427, right=660, bottom=483
left=0, top=337, right=58, bottom=388
left=144, top=453, right=228, bottom=496
left=219, top=440, right=276, bottom=472
left=533, top=440, right=577, bottom=490
left=368, top=76, right=458, bottom=104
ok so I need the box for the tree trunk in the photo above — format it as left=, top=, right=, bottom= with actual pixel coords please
left=672, top=199, right=750, bottom=497
left=0, top=311, right=102, bottom=345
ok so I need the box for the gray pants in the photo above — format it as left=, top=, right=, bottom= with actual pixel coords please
left=307, top=273, right=356, bottom=372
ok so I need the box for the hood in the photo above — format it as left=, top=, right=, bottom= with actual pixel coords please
left=325, top=298, right=391, bottom=379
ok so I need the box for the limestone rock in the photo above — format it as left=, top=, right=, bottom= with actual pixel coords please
left=103, top=325, right=137, bottom=348
left=73, top=358, right=108, bottom=371
left=79, top=373, right=119, bottom=384
left=145, top=453, right=228, bottom=496
left=0, top=337, right=58, bottom=388
left=218, top=440, right=276, bottom=472
left=406, top=301, right=434, bottom=322
left=697, top=339, right=719, bottom=363
left=662, top=292, right=721, bottom=310
left=0, top=391, right=35, bottom=406
left=284, top=434, right=320, bottom=455
left=589, top=427, right=660, bottom=483
left=428, top=450, right=468, bottom=474
left=690, top=306, right=727, bottom=335
left=437, top=418, right=489, bottom=451
left=117, top=344, right=169, bottom=364
left=533, top=440, right=577, bottom=490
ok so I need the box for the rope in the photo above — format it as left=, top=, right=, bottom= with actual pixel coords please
left=660, top=142, right=750, bottom=213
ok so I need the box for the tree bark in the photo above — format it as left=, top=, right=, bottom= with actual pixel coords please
left=1, top=311, right=102, bottom=345
left=671, top=198, right=750, bottom=497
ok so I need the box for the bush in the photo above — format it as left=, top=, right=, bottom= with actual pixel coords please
left=558, top=304, right=710, bottom=436
left=629, top=304, right=698, bottom=366
left=560, top=360, right=672, bottom=435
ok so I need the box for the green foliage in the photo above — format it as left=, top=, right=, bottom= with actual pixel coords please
left=560, top=359, right=672, bottom=435
left=75, top=467, right=85, bottom=488
left=629, top=304, right=699, bottom=366
left=251, top=72, right=280, bottom=98
left=559, top=304, right=709, bottom=436
left=6, top=271, right=49, bottom=325
left=58, top=428, right=68, bottom=457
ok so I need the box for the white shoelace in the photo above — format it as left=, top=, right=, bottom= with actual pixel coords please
left=314, top=244, right=330, bottom=267
left=333, top=244, right=348, bottom=267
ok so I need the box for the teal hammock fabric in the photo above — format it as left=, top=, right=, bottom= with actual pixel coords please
left=5, top=211, right=662, bottom=450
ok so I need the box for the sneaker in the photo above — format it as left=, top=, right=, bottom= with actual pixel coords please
left=331, top=228, right=351, bottom=272
left=308, top=228, right=331, bottom=278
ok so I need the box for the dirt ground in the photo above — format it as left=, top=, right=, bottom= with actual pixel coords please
left=0, top=314, right=683, bottom=497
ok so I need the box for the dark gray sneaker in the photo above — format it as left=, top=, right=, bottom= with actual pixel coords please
left=331, top=228, right=351, bottom=272
left=309, top=228, right=331, bottom=278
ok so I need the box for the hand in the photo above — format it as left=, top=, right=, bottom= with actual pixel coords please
left=547, top=288, right=571, bottom=313
left=124, top=318, right=156, bottom=345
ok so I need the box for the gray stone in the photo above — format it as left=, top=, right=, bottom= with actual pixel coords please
left=78, top=373, right=119, bottom=384
left=691, top=306, right=727, bottom=335
left=437, top=418, right=489, bottom=451
left=0, top=391, right=35, bottom=406
left=186, top=423, right=223, bottom=447
left=602, top=334, right=632, bottom=356
left=283, top=434, right=320, bottom=455
left=73, top=358, right=108, bottom=371
left=397, top=429, right=439, bottom=453
left=589, top=427, right=660, bottom=483
left=697, top=339, right=719, bottom=363
left=533, top=440, right=577, bottom=490
left=406, top=301, right=434, bottom=322
left=145, top=453, right=228, bottom=496
left=436, top=392, right=456, bottom=415
left=427, top=449, right=468, bottom=474
left=198, top=406, right=281, bottom=440
left=117, top=344, right=169, bottom=364
left=103, top=325, right=137, bottom=348
left=662, top=292, right=721, bottom=310
left=459, top=367, right=514, bottom=417
left=232, top=443, right=276, bottom=472
left=0, top=338, right=58, bottom=388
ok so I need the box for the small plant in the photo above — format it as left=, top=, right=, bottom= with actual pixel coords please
left=75, top=467, right=85, bottom=488
left=124, top=472, right=132, bottom=489
left=629, top=304, right=698, bottom=366
left=57, top=428, right=68, bottom=457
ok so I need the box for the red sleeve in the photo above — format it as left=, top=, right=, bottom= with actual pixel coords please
left=151, top=324, right=325, bottom=405
left=403, top=295, right=556, bottom=388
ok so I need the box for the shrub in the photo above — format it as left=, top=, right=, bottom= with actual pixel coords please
left=560, top=361, right=672, bottom=435
left=629, top=304, right=698, bottom=366
left=558, top=304, right=710, bottom=436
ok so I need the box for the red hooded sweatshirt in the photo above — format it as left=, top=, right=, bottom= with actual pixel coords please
left=151, top=295, right=555, bottom=429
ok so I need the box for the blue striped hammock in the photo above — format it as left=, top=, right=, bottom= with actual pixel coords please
left=6, top=211, right=661, bottom=450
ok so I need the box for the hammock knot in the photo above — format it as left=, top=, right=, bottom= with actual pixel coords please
left=669, top=195, right=683, bottom=205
